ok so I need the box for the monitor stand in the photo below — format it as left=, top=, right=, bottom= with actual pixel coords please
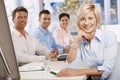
left=0, top=48, right=13, bottom=80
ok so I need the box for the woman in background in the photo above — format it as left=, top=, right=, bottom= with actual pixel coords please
left=53, top=13, right=73, bottom=47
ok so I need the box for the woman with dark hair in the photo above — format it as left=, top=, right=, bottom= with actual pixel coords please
left=53, top=13, right=73, bottom=47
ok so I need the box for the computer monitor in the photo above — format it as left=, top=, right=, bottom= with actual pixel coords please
left=0, top=0, right=20, bottom=80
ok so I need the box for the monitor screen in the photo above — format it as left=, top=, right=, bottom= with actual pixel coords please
left=0, top=0, right=20, bottom=80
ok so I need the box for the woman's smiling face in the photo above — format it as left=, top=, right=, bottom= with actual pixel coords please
left=60, top=16, right=70, bottom=30
left=78, top=11, right=97, bottom=34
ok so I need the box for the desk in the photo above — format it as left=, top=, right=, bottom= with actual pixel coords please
left=19, top=61, right=87, bottom=80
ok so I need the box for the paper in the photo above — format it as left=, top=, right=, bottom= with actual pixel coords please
left=19, top=65, right=44, bottom=72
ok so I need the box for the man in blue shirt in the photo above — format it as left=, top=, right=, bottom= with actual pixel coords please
left=32, top=10, right=69, bottom=55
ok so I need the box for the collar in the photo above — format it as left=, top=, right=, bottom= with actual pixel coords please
left=59, top=26, right=68, bottom=32
left=12, top=27, right=28, bottom=37
left=39, top=25, right=49, bottom=35
left=94, top=29, right=102, bottom=42
left=82, top=29, right=102, bottom=45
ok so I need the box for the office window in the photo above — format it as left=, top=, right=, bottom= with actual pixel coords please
left=4, top=0, right=43, bottom=33
left=110, top=0, right=118, bottom=24
left=4, top=0, right=120, bottom=34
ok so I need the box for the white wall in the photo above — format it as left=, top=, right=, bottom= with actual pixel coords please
left=101, top=25, right=120, bottom=43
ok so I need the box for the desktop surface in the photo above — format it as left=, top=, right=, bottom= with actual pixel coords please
left=19, top=61, right=87, bottom=80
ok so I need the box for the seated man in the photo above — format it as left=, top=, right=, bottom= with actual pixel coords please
left=11, top=6, right=56, bottom=65
left=32, top=10, right=70, bottom=55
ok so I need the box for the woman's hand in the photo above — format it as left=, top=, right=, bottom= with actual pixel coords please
left=56, top=67, right=104, bottom=77
left=74, top=30, right=85, bottom=44
left=83, top=32, right=94, bottom=40
left=56, top=68, right=80, bottom=77
left=75, top=30, right=94, bottom=43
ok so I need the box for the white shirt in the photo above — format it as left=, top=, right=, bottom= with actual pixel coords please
left=11, top=28, right=50, bottom=64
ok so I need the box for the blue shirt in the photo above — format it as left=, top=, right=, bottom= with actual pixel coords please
left=107, top=53, right=120, bottom=80
left=68, top=29, right=118, bottom=80
left=32, top=26, right=64, bottom=54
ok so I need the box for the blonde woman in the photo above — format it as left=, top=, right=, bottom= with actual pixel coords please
left=56, top=4, right=118, bottom=80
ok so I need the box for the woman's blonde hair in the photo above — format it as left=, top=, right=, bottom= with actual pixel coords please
left=76, top=4, right=101, bottom=28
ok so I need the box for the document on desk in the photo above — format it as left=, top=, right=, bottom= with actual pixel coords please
left=19, top=65, right=44, bottom=72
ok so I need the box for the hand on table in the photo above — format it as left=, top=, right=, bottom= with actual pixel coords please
left=56, top=68, right=80, bottom=77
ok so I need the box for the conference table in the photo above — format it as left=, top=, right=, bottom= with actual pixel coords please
left=19, top=60, right=87, bottom=80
